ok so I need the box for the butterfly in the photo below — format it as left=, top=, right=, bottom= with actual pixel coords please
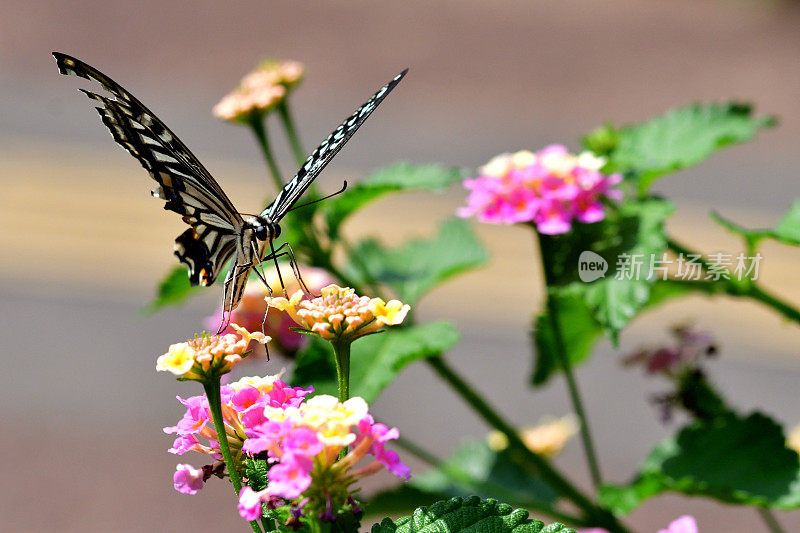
left=53, top=52, right=406, bottom=321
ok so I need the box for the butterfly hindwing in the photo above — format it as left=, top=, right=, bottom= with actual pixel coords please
left=263, top=68, right=408, bottom=222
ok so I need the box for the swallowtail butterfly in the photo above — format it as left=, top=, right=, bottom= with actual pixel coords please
left=53, top=52, right=406, bottom=317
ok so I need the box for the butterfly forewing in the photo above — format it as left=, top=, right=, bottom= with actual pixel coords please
left=54, top=52, right=243, bottom=286
left=263, top=68, right=408, bottom=222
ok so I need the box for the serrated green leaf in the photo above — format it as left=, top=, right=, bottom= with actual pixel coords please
left=143, top=265, right=200, bottom=314
left=599, top=412, right=800, bottom=514
left=291, top=321, right=460, bottom=402
left=368, top=440, right=557, bottom=518
left=370, top=496, right=575, bottom=533
left=322, top=163, right=463, bottom=238
left=601, top=102, right=775, bottom=193
left=345, top=217, right=488, bottom=304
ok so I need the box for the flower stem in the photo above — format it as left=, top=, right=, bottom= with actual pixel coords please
left=537, top=232, right=603, bottom=488
left=332, top=339, right=351, bottom=403
left=757, top=508, right=786, bottom=533
left=667, top=237, right=800, bottom=325
left=203, top=379, right=263, bottom=533
left=249, top=115, right=284, bottom=191
left=425, top=355, right=631, bottom=533
left=544, top=288, right=603, bottom=488
left=393, top=432, right=586, bottom=527
left=277, top=99, right=306, bottom=167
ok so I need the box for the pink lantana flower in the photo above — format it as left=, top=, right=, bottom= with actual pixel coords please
left=658, top=516, right=698, bottom=533
left=239, top=395, right=409, bottom=522
left=458, top=146, right=622, bottom=234
left=205, top=264, right=336, bottom=357
left=173, top=464, right=205, bottom=495
left=163, top=374, right=312, bottom=494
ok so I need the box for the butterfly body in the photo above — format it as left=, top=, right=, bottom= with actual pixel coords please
left=53, top=52, right=406, bottom=313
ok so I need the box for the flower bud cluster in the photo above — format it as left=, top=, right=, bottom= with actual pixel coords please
left=268, top=284, right=410, bottom=342
left=213, top=59, right=305, bottom=122
left=156, top=324, right=269, bottom=382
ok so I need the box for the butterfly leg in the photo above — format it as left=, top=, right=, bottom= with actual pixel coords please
left=267, top=239, right=292, bottom=298
left=281, top=242, right=315, bottom=298
left=260, top=242, right=314, bottom=299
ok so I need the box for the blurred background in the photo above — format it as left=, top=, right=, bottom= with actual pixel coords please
left=3, top=1, right=800, bottom=530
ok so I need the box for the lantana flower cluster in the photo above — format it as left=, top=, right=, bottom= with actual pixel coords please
left=165, top=374, right=313, bottom=494
left=238, top=395, right=410, bottom=522
left=487, top=414, right=579, bottom=458
left=268, top=284, right=411, bottom=342
left=156, top=324, right=269, bottom=382
left=213, top=59, right=305, bottom=122
left=457, top=145, right=622, bottom=234
left=206, top=264, right=336, bottom=356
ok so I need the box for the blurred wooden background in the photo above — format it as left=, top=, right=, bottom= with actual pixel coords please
left=3, top=1, right=800, bottom=530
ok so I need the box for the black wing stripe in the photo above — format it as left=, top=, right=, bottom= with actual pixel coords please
left=81, top=89, right=235, bottom=213
left=263, top=68, right=407, bottom=222
left=54, top=52, right=237, bottom=208
left=89, top=96, right=238, bottom=230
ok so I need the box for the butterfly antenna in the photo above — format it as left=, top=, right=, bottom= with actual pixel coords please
left=287, top=181, right=348, bottom=213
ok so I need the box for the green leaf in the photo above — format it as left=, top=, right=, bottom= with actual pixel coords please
left=596, top=102, right=775, bottom=193
left=539, top=197, right=674, bottom=341
left=530, top=275, right=715, bottom=387
left=600, top=412, right=800, bottom=514
left=346, top=217, right=489, bottom=304
left=371, top=496, right=576, bottom=533
left=322, top=162, right=463, bottom=238
left=143, top=265, right=200, bottom=314
left=773, top=199, right=800, bottom=245
left=368, top=440, right=557, bottom=518
left=531, top=288, right=603, bottom=386
left=291, top=321, right=461, bottom=402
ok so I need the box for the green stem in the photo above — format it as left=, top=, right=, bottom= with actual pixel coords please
left=544, top=289, right=603, bottom=488
left=393, top=428, right=587, bottom=526
left=425, top=355, right=632, bottom=533
left=537, top=231, right=602, bottom=487
left=332, top=339, right=352, bottom=403
left=203, top=379, right=263, bottom=533
left=667, top=237, right=800, bottom=325
left=277, top=99, right=306, bottom=167
left=747, top=284, right=800, bottom=325
left=757, top=508, right=786, bottom=533
left=249, top=115, right=284, bottom=191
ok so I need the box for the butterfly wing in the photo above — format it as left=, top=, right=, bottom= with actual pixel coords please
left=263, top=68, right=408, bottom=222
left=53, top=52, right=243, bottom=287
